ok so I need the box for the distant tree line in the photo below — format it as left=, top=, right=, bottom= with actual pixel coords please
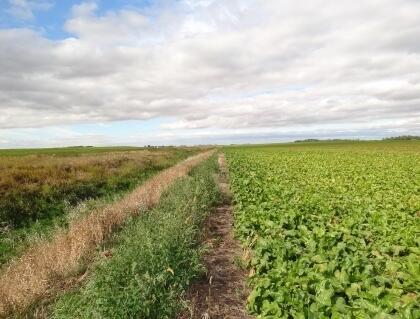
left=65, top=145, right=94, bottom=148
left=294, top=139, right=320, bottom=143
left=382, top=135, right=420, bottom=140
left=294, top=138, right=356, bottom=143
left=294, top=136, right=420, bottom=143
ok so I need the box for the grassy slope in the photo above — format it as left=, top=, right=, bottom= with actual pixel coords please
left=51, top=156, right=220, bottom=319
left=0, top=148, right=198, bottom=266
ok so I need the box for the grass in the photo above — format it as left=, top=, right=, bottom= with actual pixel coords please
left=0, top=148, right=198, bottom=266
left=51, top=155, right=220, bottom=319
left=0, top=146, right=146, bottom=157
left=0, top=194, right=121, bottom=266
left=0, top=151, right=214, bottom=317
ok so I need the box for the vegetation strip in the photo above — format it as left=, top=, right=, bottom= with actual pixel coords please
left=225, top=142, right=419, bottom=317
left=52, top=155, right=220, bottom=318
left=0, top=148, right=197, bottom=265
left=0, top=150, right=214, bottom=318
left=179, top=154, right=252, bottom=319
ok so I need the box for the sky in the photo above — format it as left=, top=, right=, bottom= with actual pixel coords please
left=0, top=0, right=419, bottom=148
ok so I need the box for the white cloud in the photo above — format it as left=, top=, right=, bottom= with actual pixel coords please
left=0, top=0, right=419, bottom=145
left=6, top=0, right=53, bottom=20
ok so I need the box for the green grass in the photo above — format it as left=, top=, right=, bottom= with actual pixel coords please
left=225, top=141, right=420, bottom=318
left=0, top=146, right=147, bottom=157
left=0, top=148, right=199, bottom=266
left=0, top=192, right=124, bottom=266
left=51, top=156, right=220, bottom=319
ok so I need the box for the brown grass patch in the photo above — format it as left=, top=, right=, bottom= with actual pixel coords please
left=0, top=150, right=172, bottom=189
left=0, top=148, right=198, bottom=228
left=0, top=150, right=214, bottom=318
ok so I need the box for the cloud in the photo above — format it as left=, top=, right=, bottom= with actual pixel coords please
left=0, top=0, right=419, bottom=145
left=6, top=0, right=53, bottom=21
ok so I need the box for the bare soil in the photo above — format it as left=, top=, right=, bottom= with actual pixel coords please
left=179, top=154, right=252, bottom=319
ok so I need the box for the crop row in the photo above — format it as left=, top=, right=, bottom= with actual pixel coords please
left=226, top=145, right=419, bottom=318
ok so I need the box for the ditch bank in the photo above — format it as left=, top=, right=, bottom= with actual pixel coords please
left=0, top=150, right=214, bottom=318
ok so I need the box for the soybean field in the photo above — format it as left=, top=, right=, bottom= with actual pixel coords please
left=225, top=141, right=420, bottom=318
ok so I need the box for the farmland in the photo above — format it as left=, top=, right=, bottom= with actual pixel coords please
left=0, top=149, right=216, bottom=317
left=0, top=146, right=147, bottom=157
left=0, top=141, right=419, bottom=318
left=225, top=141, right=420, bottom=318
left=0, top=147, right=199, bottom=265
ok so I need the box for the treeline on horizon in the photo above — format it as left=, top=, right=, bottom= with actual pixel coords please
left=294, top=135, right=420, bottom=143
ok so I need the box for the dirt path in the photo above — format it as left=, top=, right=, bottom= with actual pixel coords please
left=180, top=153, right=252, bottom=319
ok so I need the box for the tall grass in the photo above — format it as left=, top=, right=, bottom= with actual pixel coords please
left=52, top=156, right=220, bottom=318
left=0, top=149, right=197, bottom=228
left=0, top=146, right=145, bottom=157
left=0, top=151, right=214, bottom=317
left=0, top=148, right=197, bottom=265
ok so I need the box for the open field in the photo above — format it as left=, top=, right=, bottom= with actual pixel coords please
left=0, top=141, right=418, bottom=318
left=225, top=140, right=420, bottom=317
left=2, top=0, right=419, bottom=317
left=0, top=150, right=214, bottom=317
left=0, top=147, right=199, bottom=265
left=0, top=146, right=147, bottom=157
left=231, top=140, right=420, bottom=153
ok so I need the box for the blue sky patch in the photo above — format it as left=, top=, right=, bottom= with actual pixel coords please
left=0, top=0, right=155, bottom=39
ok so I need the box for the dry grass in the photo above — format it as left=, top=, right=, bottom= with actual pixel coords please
left=0, top=150, right=169, bottom=188
left=0, top=150, right=214, bottom=318
left=0, top=149, right=196, bottom=228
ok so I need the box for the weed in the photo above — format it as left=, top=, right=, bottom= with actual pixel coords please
left=0, top=151, right=213, bottom=317
left=0, top=148, right=198, bottom=265
left=52, top=156, right=220, bottom=319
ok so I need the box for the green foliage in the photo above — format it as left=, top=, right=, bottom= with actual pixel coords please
left=0, top=148, right=198, bottom=265
left=225, top=142, right=420, bottom=318
left=0, top=149, right=197, bottom=227
left=0, top=146, right=145, bottom=157
left=383, top=136, right=420, bottom=141
left=52, top=157, right=220, bottom=319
